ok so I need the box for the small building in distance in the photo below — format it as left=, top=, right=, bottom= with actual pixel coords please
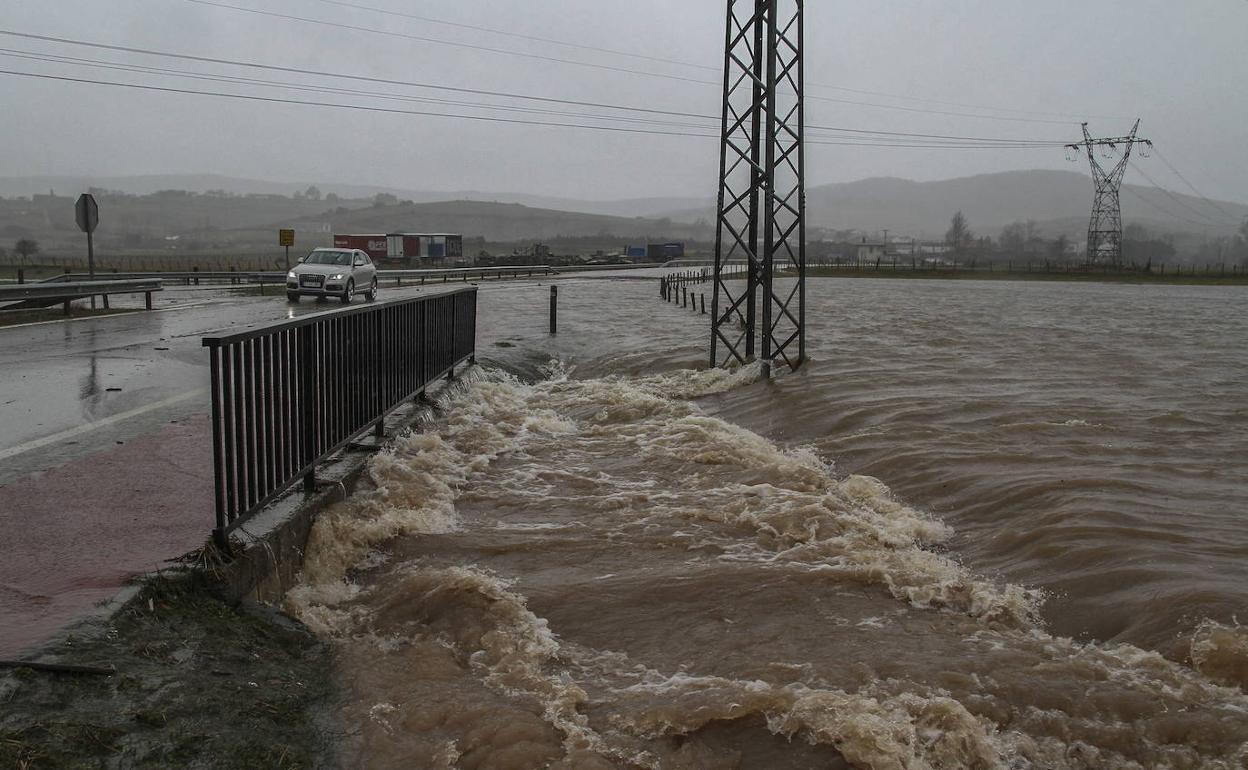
left=855, top=240, right=888, bottom=263
left=624, top=242, right=685, bottom=263
left=648, top=242, right=685, bottom=262
left=333, top=233, right=466, bottom=267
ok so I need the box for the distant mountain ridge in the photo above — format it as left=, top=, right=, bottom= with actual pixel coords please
left=2, top=169, right=1242, bottom=238
left=0, top=174, right=701, bottom=220
left=663, top=170, right=1246, bottom=238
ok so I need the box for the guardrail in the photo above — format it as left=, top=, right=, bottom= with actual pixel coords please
left=202, top=287, right=477, bottom=548
left=47, top=265, right=557, bottom=288
left=0, top=279, right=163, bottom=313
left=43, top=270, right=283, bottom=286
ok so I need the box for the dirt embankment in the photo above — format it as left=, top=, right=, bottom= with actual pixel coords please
left=0, top=574, right=337, bottom=769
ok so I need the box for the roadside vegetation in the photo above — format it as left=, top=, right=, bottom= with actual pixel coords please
left=0, top=572, right=336, bottom=770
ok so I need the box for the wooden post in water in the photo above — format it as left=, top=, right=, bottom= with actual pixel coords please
left=549, top=285, right=558, bottom=334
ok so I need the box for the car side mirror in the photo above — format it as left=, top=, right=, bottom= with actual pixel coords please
left=354, top=259, right=365, bottom=267
left=296, top=256, right=305, bottom=263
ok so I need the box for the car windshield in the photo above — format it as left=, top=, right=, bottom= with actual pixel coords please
left=303, top=250, right=352, bottom=266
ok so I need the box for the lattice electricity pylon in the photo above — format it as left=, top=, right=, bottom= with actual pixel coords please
left=710, top=0, right=805, bottom=377
left=1066, top=121, right=1152, bottom=266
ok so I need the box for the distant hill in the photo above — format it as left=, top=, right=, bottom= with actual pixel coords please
left=3, top=169, right=1241, bottom=250
left=0, top=174, right=706, bottom=220
left=268, top=199, right=713, bottom=244
left=661, top=170, right=1247, bottom=238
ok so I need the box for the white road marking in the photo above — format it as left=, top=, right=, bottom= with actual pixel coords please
left=0, top=300, right=228, bottom=331
left=0, top=390, right=206, bottom=462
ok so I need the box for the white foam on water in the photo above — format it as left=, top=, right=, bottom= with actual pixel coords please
left=287, top=362, right=1248, bottom=767
left=1190, top=620, right=1248, bottom=690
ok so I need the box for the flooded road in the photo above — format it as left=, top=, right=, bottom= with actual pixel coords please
left=287, top=275, right=1248, bottom=768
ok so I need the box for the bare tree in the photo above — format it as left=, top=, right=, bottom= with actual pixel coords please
left=14, top=238, right=39, bottom=265
left=1000, top=221, right=1026, bottom=256
left=945, top=211, right=973, bottom=257
left=1233, top=217, right=1248, bottom=267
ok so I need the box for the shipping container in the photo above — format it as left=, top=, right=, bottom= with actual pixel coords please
left=333, top=233, right=467, bottom=265
left=333, top=234, right=388, bottom=260
left=647, top=242, right=685, bottom=260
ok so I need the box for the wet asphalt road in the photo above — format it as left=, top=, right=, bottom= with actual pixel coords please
left=0, top=271, right=671, bottom=655
left=0, top=283, right=479, bottom=655
left=0, top=285, right=456, bottom=483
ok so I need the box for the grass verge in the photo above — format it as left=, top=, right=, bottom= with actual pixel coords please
left=0, top=572, right=336, bottom=769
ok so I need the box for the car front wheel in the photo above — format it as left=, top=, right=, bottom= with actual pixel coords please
left=287, top=292, right=300, bottom=303
left=341, top=279, right=353, bottom=303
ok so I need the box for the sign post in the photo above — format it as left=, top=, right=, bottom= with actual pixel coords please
left=75, top=194, right=99, bottom=309
left=279, top=229, right=295, bottom=270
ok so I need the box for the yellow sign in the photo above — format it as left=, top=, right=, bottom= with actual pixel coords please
left=279, top=229, right=295, bottom=247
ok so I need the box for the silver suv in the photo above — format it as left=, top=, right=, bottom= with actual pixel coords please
left=287, top=248, right=379, bottom=303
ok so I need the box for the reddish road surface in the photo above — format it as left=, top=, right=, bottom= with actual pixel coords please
left=0, top=289, right=335, bottom=656
left=0, top=276, right=641, bottom=656
left=0, top=417, right=212, bottom=654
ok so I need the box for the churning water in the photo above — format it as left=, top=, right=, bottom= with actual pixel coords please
left=288, top=275, right=1248, bottom=769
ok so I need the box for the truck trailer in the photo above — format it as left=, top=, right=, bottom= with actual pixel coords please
left=333, top=233, right=466, bottom=266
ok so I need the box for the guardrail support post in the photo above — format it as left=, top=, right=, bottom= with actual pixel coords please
left=16, top=269, right=23, bottom=284
left=549, top=285, right=558, bottom=334
left=102, top=293, right=109, bottom=310
left=145, top=291, right=153, bottom=311
left=301, top=326, right=318, bottom=492
left=63, top=300, right=71, bottom=316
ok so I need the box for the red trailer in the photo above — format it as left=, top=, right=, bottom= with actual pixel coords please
left=332, top=234, right=388, bottom=261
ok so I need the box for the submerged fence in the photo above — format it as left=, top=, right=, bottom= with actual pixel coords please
left=202, top=287, right=477, bottom=547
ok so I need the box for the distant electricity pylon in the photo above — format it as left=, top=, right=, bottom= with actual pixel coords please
left=1066, top=121, right=1152, bottom=266
left=710, top=0, right=806, bottom=376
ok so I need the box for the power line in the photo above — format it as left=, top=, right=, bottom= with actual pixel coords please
left=301, top=0, right=720, bottom=74
left=181, top=0, right=1084, bottom=127
left=1121, top=184, right=1224, bottom=229
left=0, top=49, right=720, bottom=130
left=0, top=64, right=1068, bottom=152
left=0, top=29, right=715, bottom=119
left=0, top=32, right=1070, bottom=146
left=0, top=68, right=719, bottom=138
left=184, top=0, right=720, bottom=87
left=293, top=0, right=1123, bottom=123
left=1149, top=147, right=1243, bottom=223
left=1128, top=160, right=1238, bottom=228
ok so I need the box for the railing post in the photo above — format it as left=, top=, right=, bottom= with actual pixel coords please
left=208, top=346, right=229, bottom=551
left=301, top=327, right=318, bottom=491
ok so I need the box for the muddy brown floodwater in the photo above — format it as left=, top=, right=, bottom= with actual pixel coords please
left=289, top=276, right=1248, bottom=769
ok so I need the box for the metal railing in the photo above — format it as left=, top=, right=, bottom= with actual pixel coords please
left=202, top=287, right=477, bottom=547
left=46, top=265, right=556, bottom=287
left=0, top=279, right=163, bottom=312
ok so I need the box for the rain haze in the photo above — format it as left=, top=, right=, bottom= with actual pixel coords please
left=3, top=0, right=1247, bottom=202
left=5, top=3, right=1248, bottom=769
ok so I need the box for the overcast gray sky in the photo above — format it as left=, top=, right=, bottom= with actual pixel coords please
left=2, top=0, right=1246, bottom=202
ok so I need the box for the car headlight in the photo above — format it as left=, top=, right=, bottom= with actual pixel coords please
left=330, top=273, right=344, bottom=281
left=287, top=271, right=297, bottom=279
